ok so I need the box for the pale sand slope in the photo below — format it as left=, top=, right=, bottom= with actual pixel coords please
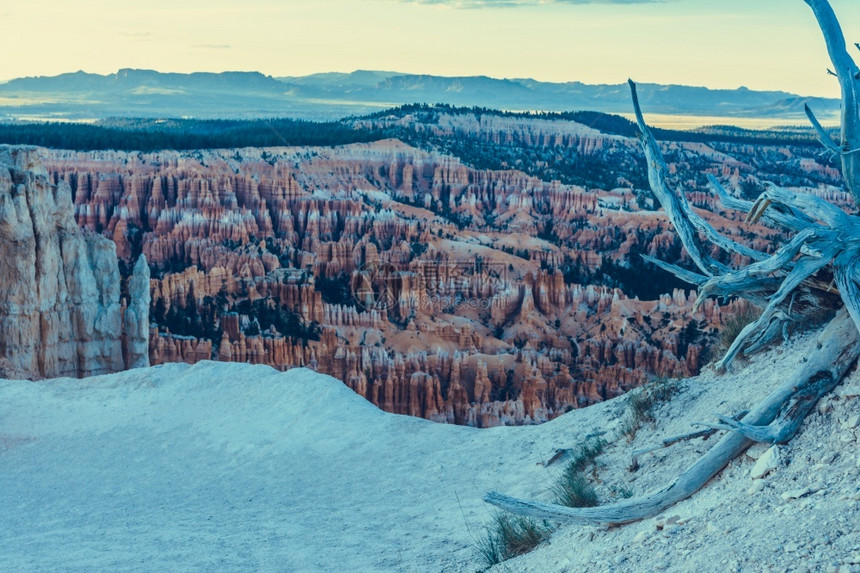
left=1, top=326, right=859, bottom=572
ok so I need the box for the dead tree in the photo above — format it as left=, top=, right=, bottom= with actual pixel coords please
left=485, top=0, right=860, bottom=525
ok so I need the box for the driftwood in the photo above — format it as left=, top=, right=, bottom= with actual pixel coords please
left=486, top=310, right=859, bottom=525
left=485, top=0, right=860, bottom=525
left=628, top=410, right=748, bottom=471
left=628, top=429, right=716, bottom=472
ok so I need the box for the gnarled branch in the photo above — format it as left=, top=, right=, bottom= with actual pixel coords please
left=747, top=184, right=851, bottom=228
left=629, top=79, right=729, bottom=277
left=485, top=311, right=860, bottom=525
left=705, top=174, right=813, bottom=232
left=640, top=255, right=708, bottom=286
left=805, top=0, right=860, bottom=203
left=804, top=103, right=840, bottom=154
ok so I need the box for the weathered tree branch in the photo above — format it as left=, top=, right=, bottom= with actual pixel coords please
left=834, top=255, right=860, bottom=328
left=805, top=0, right=860, bottom=203
left=705, top=174, right=814, bottom=231
left=686, top=205, right=767, bottom=261
left=717, top=307, right=794, bottom=370
left=485, top=312, right=860, bottom=524
left=693, top=365, right=845, bottom=444
left=630, top=410, right=747, bottom=471
left=804, top=103, right=841, bottom=154
left=747, top=185, right=851, bottom=228
left=629, top=428, right=717, bottom=472
left=693, top=227, right=818, bottom=303
left=629, top=79, right=729, bottom=277
left=640, top=255, right=708, bottom=286
left=486, top=0, right=860, bottom=529
left=629, top=82, right=840, bottom=358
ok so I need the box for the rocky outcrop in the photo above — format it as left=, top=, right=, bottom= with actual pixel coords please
left=123, top=255, right=151, bottom=369
left=0, top=146, right=148, bottom=379
left=350, top=112, right=623, bottom=155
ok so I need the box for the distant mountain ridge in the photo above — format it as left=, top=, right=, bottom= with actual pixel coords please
left=0, top=68, right=840, bottom=123
left=6, top=69, right=284, bottom=92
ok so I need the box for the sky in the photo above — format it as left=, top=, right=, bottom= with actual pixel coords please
left=1, top=0, right=860, bottom=97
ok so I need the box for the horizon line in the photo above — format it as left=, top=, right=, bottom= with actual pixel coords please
left=0, top=68, right=840, bottom=101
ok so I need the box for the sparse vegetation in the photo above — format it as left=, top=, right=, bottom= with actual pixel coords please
left=553, top=436, right=604, bottom=508
left=479, top=375, right=681, bottom=559
left=622, top=377, right=682, bottom=437
left=476, top=436, right=605, bottom=565
left=554, top=469, right=598, bottom=509
left=561, top=436, right=606, bottom=475
left=718, top=306, right=762, bottom=353
left=610, top=485, right=634, bottom=500
left=476, top=512, right=554, bottom=567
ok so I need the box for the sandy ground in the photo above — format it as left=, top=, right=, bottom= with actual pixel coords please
left=1, top=325, right=858, bottom=572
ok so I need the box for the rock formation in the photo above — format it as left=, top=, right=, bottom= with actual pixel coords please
left=0, top=146, right=148, bottom=379
left=33, top=116, right=840, bottom=424
left=123, top=255, right=151, bottom=369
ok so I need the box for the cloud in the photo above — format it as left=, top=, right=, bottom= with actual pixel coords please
left=119, top=31, right=154, bottom=39
left=406, top=0, right=662, bottom=6
left=193, top=44, right=232, bottom=50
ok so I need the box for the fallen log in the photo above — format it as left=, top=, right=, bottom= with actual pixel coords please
left=485, top=311, right=859, bottom=525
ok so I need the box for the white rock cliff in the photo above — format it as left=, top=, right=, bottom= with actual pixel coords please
left=0, top=146, right=148, bottom=378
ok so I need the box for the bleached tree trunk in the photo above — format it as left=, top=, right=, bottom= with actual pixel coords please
left=485, top=0, right=860, bottom=525
left=805, top=0, right=860, bottom=203
left=487, top=312, right=858, bottom=525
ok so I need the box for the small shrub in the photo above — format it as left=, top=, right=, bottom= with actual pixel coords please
left=476, top=512, right=554, bottom=566
left=565, top=436, right=606, bottom=474
left=610, top=485, right=634, bottom=500
left=554, top=469, right=598, bottom=508
left=718, top=306, right=761, bottom=352
left=552, top=436, right=604, bottom=508
left=618, top=416, right=638, bottom=439
left=623, top=377, right=682, bottom=437
left=628, top=390, right=656, bottom=426
left=648, top=376, right=681, bottom=404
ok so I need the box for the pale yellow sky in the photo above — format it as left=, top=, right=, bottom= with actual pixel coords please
left=2, top=0, right=859, bottom=97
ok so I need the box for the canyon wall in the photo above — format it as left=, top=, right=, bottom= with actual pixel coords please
left=0, top=146, right=148, bottom=379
